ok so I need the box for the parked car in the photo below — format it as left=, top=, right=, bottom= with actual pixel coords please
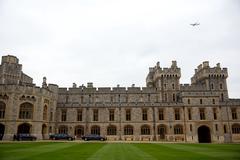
left=49, top=134, right=75, bottom=140
left=81, top=134, right=106, bottom=141
left=13, top=134, right=37, bottom=141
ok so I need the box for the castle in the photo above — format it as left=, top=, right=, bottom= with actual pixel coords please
left=0, top=55, right=239, bottom=143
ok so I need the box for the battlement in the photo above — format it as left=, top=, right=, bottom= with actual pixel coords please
left=1, top=55, right=19, bottom=64
left=191, top=61, right=228, bottom=84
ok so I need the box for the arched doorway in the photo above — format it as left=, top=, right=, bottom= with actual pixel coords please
left=42, top=124, right=47, bottom=139
left=0, top=124, right=5, bottom=140
left=198, top=125, right=211, bottom=143
left=18, top=123, right=31, bottom=134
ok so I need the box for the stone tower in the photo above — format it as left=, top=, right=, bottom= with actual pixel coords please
left=146, top=61, right=181, bottom=102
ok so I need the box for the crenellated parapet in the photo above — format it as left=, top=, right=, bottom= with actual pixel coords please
left=146, top=61, right=181, bottom=88
left=191, top=61, right=228, bottom=85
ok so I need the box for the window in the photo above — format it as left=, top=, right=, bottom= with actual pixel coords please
left=213, top=108, right=217, bottom=120
left=232, top=108, right=238, bottom=120
left=0, top=102, right=6, bottom=119
left=215, top=124, right=218, bottom=131
left=164, top=94, right=167, bottom=102
left=59, top=126, right=68, bottom=134
left=141, top=125, right=150, bottom=135
left=148, top=94, right=150, bottom=102
left=211, top=84, right=214, bottom=89
left=220, top=83, right=223, bottom=89
left=188, top=99, right=190, bottom=104
left=173, top=94, right=176, bottom=102
left=107, top=125, right=117, bottom=135
left=188, top=108, right=192, bottom=120
left=190, top=124, right=192, bottom=132
left=50, top=112, right=53, bottom=121
left=81, top=96, right=84, bottom=103
left=224, top=125, right=227, bottom=133
left=200, top=99, right=203, bottom=104
left=109, top=109, right=114, bottom=121
left=43, top=105, right=48, bottom=121
left=19, top=102, right=33, bottom=119
left=91, top=125, right=100, bottom=135
left=159, top=109, right=164, bottom=120
left=61, top=109, right=67, bottom=121
left=221, top=93, right=224, bottom=102
left=174, top=125, right=183, bottom=134
left=142, top=109, right=148, bottom=120
left=124, top=125, right=133, bottom=135
left=77, top=109, right=82, bottom=121
left=157, top=125, right=166, bottom=135
left=199, top=108, right=205, bottom=120
left=232, top=124, right=240, bottom=134
left=126, top=109, right=131, bottom=121
left=93, top=109, right=98, bottom=121
left=212, top=99, right=215, bottom=104
left=175, top=108, right=180, bottom=120
left=172, top=83, right=175, bottom=89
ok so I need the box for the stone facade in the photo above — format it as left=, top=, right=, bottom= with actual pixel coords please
left=0, top=55, right=240, bottom=143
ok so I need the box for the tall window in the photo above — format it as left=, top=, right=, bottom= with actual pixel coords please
left=220, top=83, right=223, bottom=89
left=232, top=124, right=240, bottom=134
left=77, top=109, right=82, bottom=121
left=93, top=109, right=98, bottom=121
left=107, top=125, right=117, bottom=135
left=43, top=105, right=48, bottom=121
left=142, top=108, right=148, bottom=120
left=61, top=109, right=67, bottom=121
left=190, top=124, right=192, bottom=132
left=141, top=125, right=150, bottom=135
left=212, top=99, right=215, bottom=104
left=213, top=108, right=217, bottom=120
left=215, top=124, right=218, bottom=131
left=173, top=94, right=176, bottom=102
left=109, top=109, right=114, bottom=121
left=164, top=93, right=167, bottom=102
left=188, top=108, right=192, bottom=120
left=175, top=108, right=180, bottom=120
left=224, top=125, right=227, bottom=133
left=124, top=125, right=133, bottom=135
left=0, top=102, right=6, bottom=119
left=188, top=99, right=190, bottom=104
left=232, top=108, right=238, bottom=120
left=159, top=109, right=164, bottom=120
left=174, top=125, right=183, bottom=134
left=91, top=125, right=100, bottom=135
left=50, top=112, right=53, bottom=121
left=200, top=99, right=203, bottom=104
left=126, top=109, right=131, bottom=121
left=172, top=83, right=175, bottom=89
left=19, top=102, right=33, bottom=119
left=199, top=108, right=205, bottom=120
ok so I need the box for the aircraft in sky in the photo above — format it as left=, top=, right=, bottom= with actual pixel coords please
left=190, top=23, right=200, bottom=26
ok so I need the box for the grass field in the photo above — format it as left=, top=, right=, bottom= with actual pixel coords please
left=0, top=142, right=240, bottom=160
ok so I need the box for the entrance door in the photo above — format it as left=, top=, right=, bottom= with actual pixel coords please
left=0, top=124, right=5, bottom=140
left=18, top=123, right=31, bottom=134
left=198, top=125, right=211, bottom=143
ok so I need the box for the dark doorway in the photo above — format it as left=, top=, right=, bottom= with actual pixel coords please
left=42, top=124, right=47, bottom=139
left=198, top=125, right=211, bottom=143
left=18, top=123, right=31, bottom=134
left=0, top=124, right=5, bottom=140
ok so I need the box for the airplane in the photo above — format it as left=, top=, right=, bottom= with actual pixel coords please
left=190, top=23, right=200, bottom=26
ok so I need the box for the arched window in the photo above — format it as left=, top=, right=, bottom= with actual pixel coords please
left=124, top=125, right=133, bottom=135
left=75, top=125, right=84, bottom=137
left=174, top=124, right=183, bottom=134
left=43, top=105, right=48, bottom=121
left=91, top=125, right=100, bottom=135
left=232, top=124, right=240, bottom=134
left=141, top=125, right=150, bottom=135
left=0, top=102, right=6, bottom=119
left=19, top=102, right=33, bottom=119
left=58, top=125, right=68, bottom=134
left=107, top=125, right=117, bottom=135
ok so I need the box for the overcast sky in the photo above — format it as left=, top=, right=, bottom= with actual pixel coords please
left=0, top=0, right=240, bottom=98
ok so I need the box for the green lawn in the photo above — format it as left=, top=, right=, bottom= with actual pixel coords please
left=0, top=142, right=240, bottom=160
